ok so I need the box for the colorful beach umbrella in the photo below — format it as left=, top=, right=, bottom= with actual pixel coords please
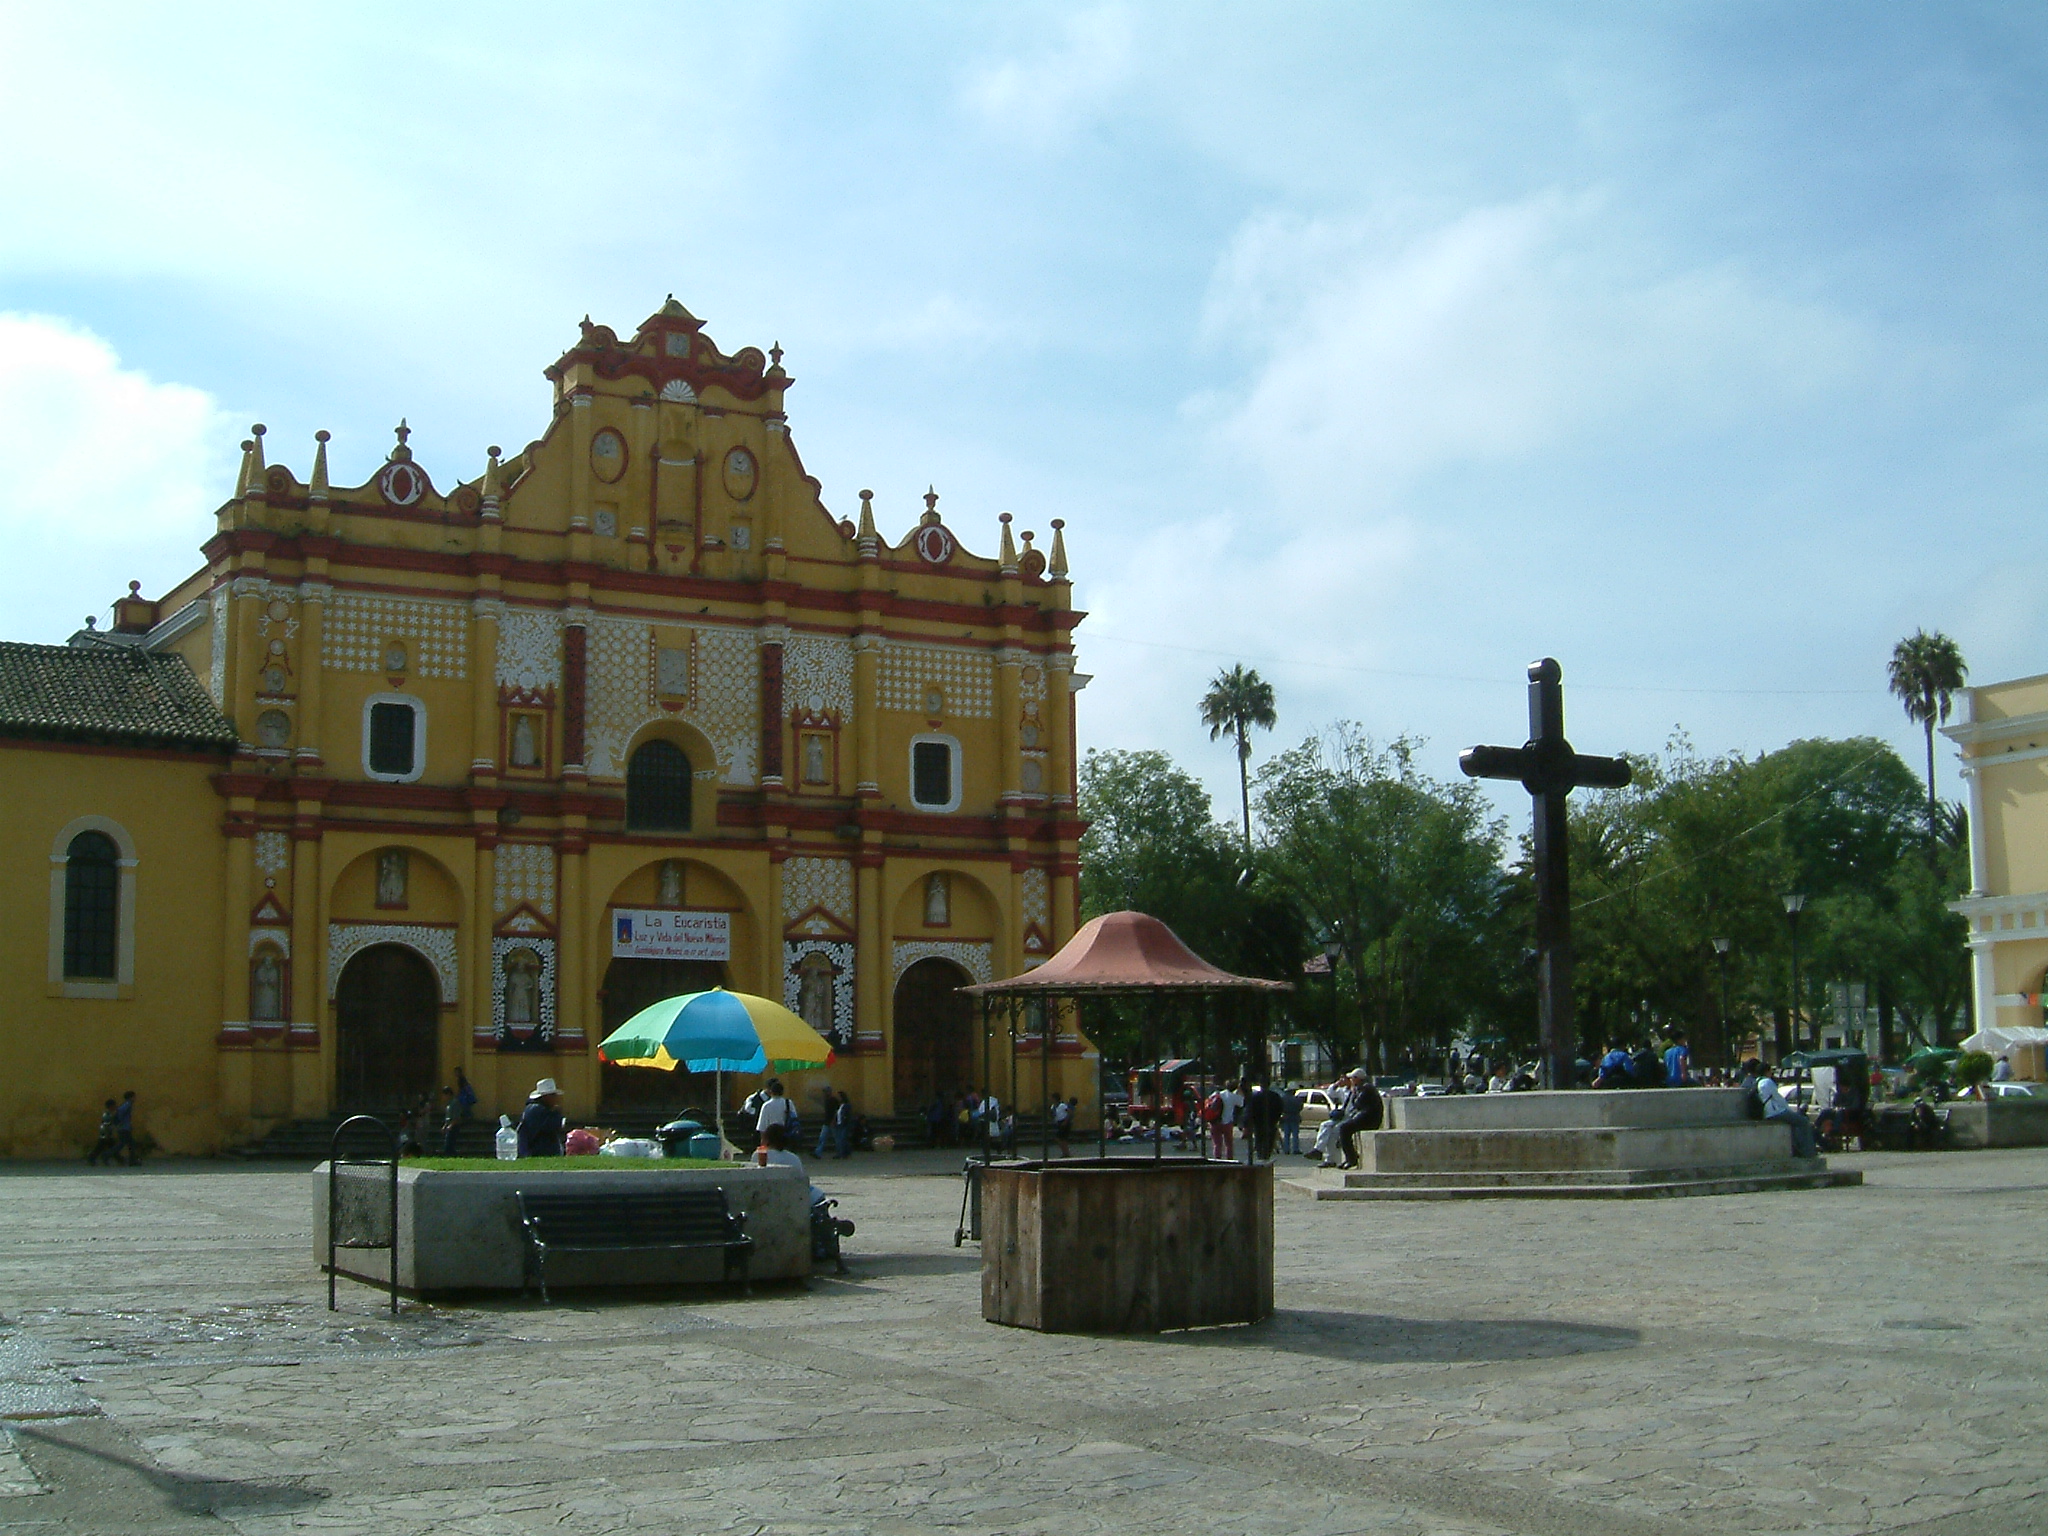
left=598, top=988, right=836, bottom=1074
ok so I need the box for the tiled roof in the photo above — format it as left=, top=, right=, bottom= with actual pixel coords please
left=0, top=641, right=239, bottom=751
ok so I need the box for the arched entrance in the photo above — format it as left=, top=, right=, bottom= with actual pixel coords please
left=893, top=958, right=975, bottom=1113
left=334, top=944, right=441, bottom=1112
left=598, top=957, right=726, bottom=1112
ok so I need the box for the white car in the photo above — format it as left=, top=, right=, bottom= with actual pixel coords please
left=1987, top=1080, right=2042, bottom=1099
left=1293, top=1088, right=1340, bottom=1129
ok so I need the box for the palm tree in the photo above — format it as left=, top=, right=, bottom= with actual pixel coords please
left=1887, top=630, right=1968, bottom=844
left=1199, top=665, right=1278, bottom=856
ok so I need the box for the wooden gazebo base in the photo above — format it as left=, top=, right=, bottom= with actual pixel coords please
left=981, top=1158, right=1273, bottom=1333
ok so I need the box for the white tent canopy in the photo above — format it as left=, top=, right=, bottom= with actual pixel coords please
left=1960, top=1024, right=2048, bottom=1056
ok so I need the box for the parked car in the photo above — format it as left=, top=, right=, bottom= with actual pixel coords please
left=1987, top=1080, right=2042, bottom=1099
left=1293, top=1087, right=1340, bottom=1129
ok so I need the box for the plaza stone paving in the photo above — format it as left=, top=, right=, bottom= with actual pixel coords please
left=0, top=1151, right=2044, bottom=1536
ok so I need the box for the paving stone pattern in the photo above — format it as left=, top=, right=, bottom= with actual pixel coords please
left=0, top=1150, right=2043, bottom=1535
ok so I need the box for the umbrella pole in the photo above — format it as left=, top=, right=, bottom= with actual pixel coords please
left=716, top=1066, right=725, bottom=1156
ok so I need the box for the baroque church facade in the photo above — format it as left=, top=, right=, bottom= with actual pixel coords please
left=0, top=300, right=1090, bottom=1155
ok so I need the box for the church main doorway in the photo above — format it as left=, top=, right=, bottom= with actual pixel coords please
left=892, top=958, right=975, bottom=1114
left=334, top=944, right=441, bottom=1113
left=598, top=957, right=726, bottom=1114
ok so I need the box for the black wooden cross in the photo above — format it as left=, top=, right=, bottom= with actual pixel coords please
left=1460, top=659, right=1632, bottom=1090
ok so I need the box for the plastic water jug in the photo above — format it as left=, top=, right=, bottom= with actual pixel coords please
left=495, top=1115, right=518, bottom=1160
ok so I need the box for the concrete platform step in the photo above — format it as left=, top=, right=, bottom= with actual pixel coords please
left=1341, top=1159, right=1821, bottom=1189
left=1290, top=1167, right=1864, bottom=1200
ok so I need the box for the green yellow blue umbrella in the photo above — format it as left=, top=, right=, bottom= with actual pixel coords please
left=598, top=988, right=835, bottom=1074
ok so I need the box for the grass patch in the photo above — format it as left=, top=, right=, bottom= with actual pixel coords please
left=401, top=1155, right=727, bottom=1171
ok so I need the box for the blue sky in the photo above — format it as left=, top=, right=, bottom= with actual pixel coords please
left=3, top=3, right=2044, bottom=828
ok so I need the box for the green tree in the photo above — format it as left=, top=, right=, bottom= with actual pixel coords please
left=1077, top=748, right=1297, bottom=1071
left=1199, top=664, right=1277, bottom=857
left=1887, top=630, right=1968, bottom=843
left=1255, top=727, right=1506, bottom=1070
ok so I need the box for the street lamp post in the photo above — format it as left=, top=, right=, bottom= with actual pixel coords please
left=1320, top=933, right=1344, bottom=1075
left=1782, top=894, right=1807, bottom=1062
left=1712, top=937, right=1732, bottom=1065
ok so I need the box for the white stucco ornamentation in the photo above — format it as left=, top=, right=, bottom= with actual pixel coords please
left=785, top=633, right=855, bottom=719
left=327, top=923, right=459, bottom=1002
left=254, top=831, right=291, bottom=877
left=879, top=642, right=994, bottom=719
left=494, top=842, right=556, bottom=916
left=784, top=939, right=855, bottom=1046
left=491, top=935, right=557, bottom=1045
left=322, top=592, right=468, bottom=678
left=781, top=856, right=854, bottom=924
left=585, top=618, right=756, bottom=784
left=209, top=590, right=228, bottom=703
left=496, top=608, right=563, bottom=692
left=892, top=940, right=992, bottom=986
left=1021, top=867, right=1050, bottom=928
left=690, top=626, right=759, bottom=783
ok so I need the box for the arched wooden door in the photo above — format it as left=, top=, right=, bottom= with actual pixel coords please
left=334, top=944, right=441, bottom=1113
left=598, top=957, right=727, bottom=1113
left=892, top=958, right=975, bottom=1114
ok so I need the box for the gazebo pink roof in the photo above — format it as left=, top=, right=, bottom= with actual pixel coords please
left=962, top=910, right=1291, bottom=996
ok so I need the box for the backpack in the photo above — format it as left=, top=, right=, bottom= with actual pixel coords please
left=1201, top=1092, right=1224, bottom=1124
left=1739, top=1076, right=1766, bottom=1119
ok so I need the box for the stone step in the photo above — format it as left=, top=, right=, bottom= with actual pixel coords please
left=1342, top=1159, right=1822, bottom=1188
left=1290, top=1167, right=1864, bottom=1201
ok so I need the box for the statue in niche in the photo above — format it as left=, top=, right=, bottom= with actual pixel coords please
left=802, top=733, right=829, bottom=785
left=251, top=951, right=283, bottom=1022
left=924, top=872, right=950, bottom=927
left=376, top=849, right=409, bottom=908
left=797, top=952, right=836, bottom=1040
left=658, top=860, right=684, bottom=907
left=510, top=714, right=540, bottom=768
left=503, top=947, right=542, bottom=1033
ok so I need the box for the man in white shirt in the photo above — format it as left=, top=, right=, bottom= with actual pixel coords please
left=754, top=1078, right=794, bottom=1148
left=1756, top=1073, right=1818, bottom=1158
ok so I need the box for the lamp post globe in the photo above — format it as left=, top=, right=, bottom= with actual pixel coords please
left=1781, top=895, right=1807, bottom=1060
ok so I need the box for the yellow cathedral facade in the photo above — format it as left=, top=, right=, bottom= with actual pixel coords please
left=0, top=300, right=1093, bottom=1156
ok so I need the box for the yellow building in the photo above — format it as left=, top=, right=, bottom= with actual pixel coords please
left=1947, top=670, right=2048, bottom=1041
left=0, top=300, right=1092, bottom=1156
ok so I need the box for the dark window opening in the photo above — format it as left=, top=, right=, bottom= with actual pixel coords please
left=912, top=741, right=954, bottom=809
left=64, top=831, right=119, bottom=980
left=368, top=702, right=418, bottom=777
left=627, top=739, right=693, bottom=831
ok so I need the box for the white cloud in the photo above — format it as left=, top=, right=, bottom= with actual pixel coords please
left=0, top=314, right=232, bottom=638
left=1199, top=196, right=1880, bottom=503
left=962, top=6, right=1137, bottom=140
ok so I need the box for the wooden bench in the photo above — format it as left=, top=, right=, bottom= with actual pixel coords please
left=514, top=1187, right=752, bottom=1303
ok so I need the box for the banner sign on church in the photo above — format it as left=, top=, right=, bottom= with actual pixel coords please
left=611, top=909, right=731, bottom=962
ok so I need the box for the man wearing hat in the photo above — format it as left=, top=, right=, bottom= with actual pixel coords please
left=517, top=1078, right=567, bottom=1158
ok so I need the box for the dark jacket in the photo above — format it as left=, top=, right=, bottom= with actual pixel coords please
left=517, top=1099, right=566, bottom=1158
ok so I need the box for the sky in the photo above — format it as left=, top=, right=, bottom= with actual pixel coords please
left=3, top=2, right=2045, bottom=832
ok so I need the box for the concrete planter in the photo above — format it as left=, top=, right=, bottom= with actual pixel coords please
left=981, top=1159, right=1273, bottom=1333
left=314, top=1163, right=811, bottom=1296
left=1944, top=1100, right=2048, bottom=1148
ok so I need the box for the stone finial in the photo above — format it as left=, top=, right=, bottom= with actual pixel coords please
left=389, top=419, right=413, bottom=462
left=309, top=430, right=331, bottom=501
left=921, top=486, right=941, bottom=525
left=998, top=512, right=1018, bottom=574
left=245, top=424, right=267, bottom=493
left=1049, top=518, right=1069, bottom=580
left=481, top=445, right=504, bottom=520
left=856, top=488, right=879, bottom=558
left=235, top=439, right=256, bottom=497
left=768, top=341, right=786, bottom=377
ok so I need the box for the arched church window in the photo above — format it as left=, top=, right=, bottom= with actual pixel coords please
left=64, top=832, right=119, bottom=980
left=627, top=740, right=692, bottom=831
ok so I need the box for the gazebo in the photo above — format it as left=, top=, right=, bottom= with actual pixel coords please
left=962, top=909, right=1291, bottom=1333
left=962, top=909, right=1291, bottom=1160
